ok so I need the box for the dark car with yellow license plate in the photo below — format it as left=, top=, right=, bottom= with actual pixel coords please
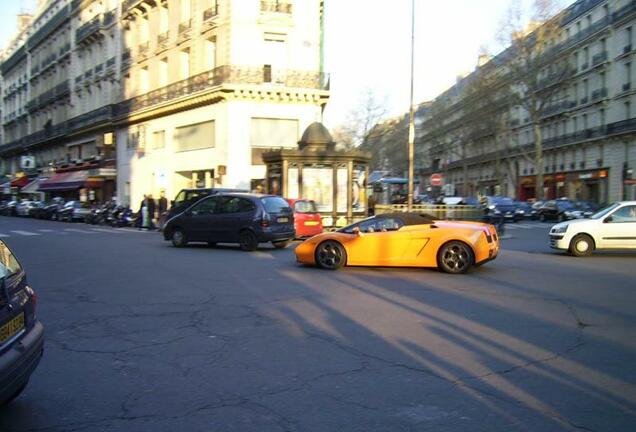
left=0, top=240, right=44, bottom=405
left=163, top=193, right=295, bottom=251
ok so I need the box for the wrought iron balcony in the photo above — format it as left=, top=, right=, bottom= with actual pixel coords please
left=102, top=9, right=116, bottom=27
left=261, top=1, right=292, bottom=13
left=55, top=80, right=70, bottom=97
left=178, top=19, right=192, bottom=44
left=59, top=42, right=71, bottom=58
left=76, top=15, right=102, bottom=45
left=138, top=42, right=150, bottom=61
left=591, top=87, right=608, bottom=101
left=592, top=51, right=608, bottom=67
left=115, top=65, right=329, bottom=117
left=612, top=0, right=636, bottom=24
left=121, top=48, right=132, bottom=69
left=204, top=4, right=219, bottom=21
left=156, top=31, right=169, bottom=53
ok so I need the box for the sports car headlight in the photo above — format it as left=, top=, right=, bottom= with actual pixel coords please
left=552, top=225, right=569, bottom=234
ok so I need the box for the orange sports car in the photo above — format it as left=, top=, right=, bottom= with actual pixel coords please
left=294, top=212, right=499, bottom=274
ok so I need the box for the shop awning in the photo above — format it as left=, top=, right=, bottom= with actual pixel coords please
left=11, top=176, right=31, bottom=188
left=21, top=177, right=50, bottom=194
left=39, top=171, right=89, bottom=191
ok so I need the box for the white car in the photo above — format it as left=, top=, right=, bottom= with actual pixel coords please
left=550, top=201, right=636, bottom=256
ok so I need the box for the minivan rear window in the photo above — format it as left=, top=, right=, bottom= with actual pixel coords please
left=261, top=197, right=291, bottom=214
left=294, top=200, right=317, bottom=213
left=0, top=242, right=22, bottom=278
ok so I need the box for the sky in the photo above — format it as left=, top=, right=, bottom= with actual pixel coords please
left=0, top=0, right=576, bottom=128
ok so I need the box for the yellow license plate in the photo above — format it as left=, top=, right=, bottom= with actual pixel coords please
left=304, top=221, right=319, bottom=226
left=0, top=313, right=25, bottom=345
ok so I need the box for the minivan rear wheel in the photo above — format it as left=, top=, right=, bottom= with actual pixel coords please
left=239, top=230, right=258, bottom=251
left=171, top=229, right=187, bottom=248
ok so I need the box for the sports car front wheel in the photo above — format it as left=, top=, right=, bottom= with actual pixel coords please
left=315, top=241, right=347, bottom=270
left=438, top=241, right=473, bottom=274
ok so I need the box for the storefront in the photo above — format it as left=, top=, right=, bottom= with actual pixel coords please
left=1, top=175, right=32, bottom=199
left=39, top=168, right=116, bottom=203
left=518, top=169, right=608, bottom=203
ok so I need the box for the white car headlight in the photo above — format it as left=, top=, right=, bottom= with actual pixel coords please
left=552, top=225, right=569, bottom=234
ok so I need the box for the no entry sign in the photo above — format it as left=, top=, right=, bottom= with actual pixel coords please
left=430, top=173, right=443, bottom=186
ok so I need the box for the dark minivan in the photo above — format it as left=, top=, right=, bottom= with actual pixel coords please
left=0, top=240, right=44, bottom=405
left=160, top=187, right=248, bottom=229
left=163, top=193, right=295, bottom=250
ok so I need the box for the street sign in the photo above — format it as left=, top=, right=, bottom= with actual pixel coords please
left=430, top=173, right=442, bottom=186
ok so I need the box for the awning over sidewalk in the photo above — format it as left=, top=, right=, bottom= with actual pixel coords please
left=11, top=176, right=31, bottom=188
left=39, top=171, right=89, bottom=191
left=21, top=177, right=48, bottom=194
left=38, top=171, right=105, bottom=191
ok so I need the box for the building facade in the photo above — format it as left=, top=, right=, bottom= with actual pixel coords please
left=0, top=0, right=329, bottom=206
left=417, top=0, right=636, bottom=204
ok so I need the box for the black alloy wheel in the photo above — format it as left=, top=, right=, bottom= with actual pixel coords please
left=315, top=241, right=347, bottom=270
left=569, top=234, right=594, bottom=257
left=171, top=229, right=187, bottom=248
left=272, top=240, right=291, bottom=249
left=239, top=230, right=258, bottom=251
left=438, top=241, right=473, bottom=274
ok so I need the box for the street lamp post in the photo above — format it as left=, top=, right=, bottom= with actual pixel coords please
left=407, top=0, right=415, bottom=211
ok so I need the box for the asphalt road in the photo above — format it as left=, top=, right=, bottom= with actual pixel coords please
left=0, top=216, right=634, bottom=432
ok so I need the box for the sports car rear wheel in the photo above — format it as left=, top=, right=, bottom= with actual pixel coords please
left=315, top=241, right=347, bottom=270
left=438, top=241, right=473, bottom=274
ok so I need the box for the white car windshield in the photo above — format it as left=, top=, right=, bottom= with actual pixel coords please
left=590, top=203, right=620, bottom=220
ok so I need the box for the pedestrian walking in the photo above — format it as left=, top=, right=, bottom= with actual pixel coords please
left=138, top=195, right=150, bottom=230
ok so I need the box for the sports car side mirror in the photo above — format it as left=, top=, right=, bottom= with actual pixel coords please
left=604, top=216, right=613, bottom=223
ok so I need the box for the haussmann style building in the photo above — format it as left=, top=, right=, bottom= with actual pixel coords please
left=0, top=0, right=330, bottom=207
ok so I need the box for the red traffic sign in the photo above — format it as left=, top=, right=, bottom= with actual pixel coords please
left=430, top=173, right=443, bottom=186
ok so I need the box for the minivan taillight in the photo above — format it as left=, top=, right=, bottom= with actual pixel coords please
left=260, top=214, right=271, bottom=227
left=26, top=286, right=37, bottom=313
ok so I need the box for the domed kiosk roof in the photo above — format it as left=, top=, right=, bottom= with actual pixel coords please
left=298, top=122, right=335, bottom=151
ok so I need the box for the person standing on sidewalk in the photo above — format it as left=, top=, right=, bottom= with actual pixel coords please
left=138, top=195, right=149, bottom=230
left=147, top=194, right=157, bottom=230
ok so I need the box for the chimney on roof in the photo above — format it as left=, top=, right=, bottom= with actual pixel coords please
left=17, top=14, right=33, bottom=32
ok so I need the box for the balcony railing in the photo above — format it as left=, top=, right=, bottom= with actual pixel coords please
left=178, top=19, right=192, bottom=43
left=591, top=87, right=608, bottom=101
left=204, top=4, right=219, bottom=21
left=76, top=15, right=101, bottom=44
left=55, top=80, right=70, bottom=97
left=592, top=51, right=608, bottom=67
left=121, top=48, right=132, bottom=69
left=102, top=9, right=116, bottom=27
left=156, top=31, right=169, bottom=53
left=261, top=1, right=292, bottom=13
left=138, top=42, right=150, bottom=61
left=115, top=66, right=329, bottom=117
left=612, top=0, right=636, bottom=24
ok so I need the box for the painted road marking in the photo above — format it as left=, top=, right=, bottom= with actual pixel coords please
left=64, top=228, right=98, bottom=234
left=9, top=230, right=40, bottom=236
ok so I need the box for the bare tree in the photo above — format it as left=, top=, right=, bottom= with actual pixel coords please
left=334, top=87, right=389, bottom=150
left=499, top=0, right=572, bottom=200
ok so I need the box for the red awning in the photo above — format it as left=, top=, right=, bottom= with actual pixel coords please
left=11, top=177, right=31, bottom=188
left=39, top=171, right=90, bottom=192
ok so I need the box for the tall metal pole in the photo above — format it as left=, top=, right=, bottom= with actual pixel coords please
left=407, top=0, right=415, bottom=211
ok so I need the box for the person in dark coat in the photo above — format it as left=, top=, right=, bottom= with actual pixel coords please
left=147, top=194, right=157, bottom=229
left=158, top=190, right=168, bottom=214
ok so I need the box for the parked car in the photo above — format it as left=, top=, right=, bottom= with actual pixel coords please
left=163, top=193, right=295, bottom=250
left=563, top=200, right=600, bottom=220
left=0, top=240, right=44, bottom=405
left=58, top=201, right=91, bottom=222
left=286, top=199, right=323, bottom=238
left=159, top=187, right=248, bottom=229
left=483, top=196, right=520, bottom=222
left=549, top=201, right=636, bottom=256
left=33, top=200, right=64, bottom=220
left=514, top=201, right=536, bottom=220
left=536, top=199, right=577, bottom=222
left=0, top=201, right=18, bottom=216
left=15, top=200, right=38, bottom=217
